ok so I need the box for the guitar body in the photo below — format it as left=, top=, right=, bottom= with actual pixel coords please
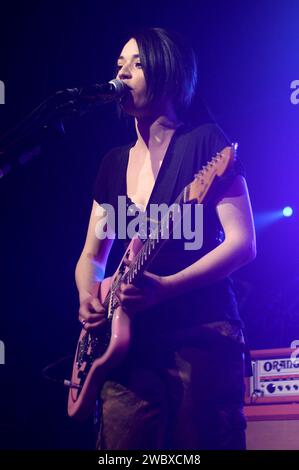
left=68, top=236, right=144, bottom=420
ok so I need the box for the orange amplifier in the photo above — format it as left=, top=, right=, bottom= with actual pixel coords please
left=245, top=347, right=299, bottom=405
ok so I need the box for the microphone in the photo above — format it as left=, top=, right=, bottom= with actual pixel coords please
left=52, top=79, right=128, bottom=120
left=61, top=79, right=128, bottom=105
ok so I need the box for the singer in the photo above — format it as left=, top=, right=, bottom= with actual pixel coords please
left=74, top=27, right=256, bottom=449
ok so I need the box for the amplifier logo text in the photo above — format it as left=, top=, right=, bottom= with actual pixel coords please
left=263, top=359, right=299, bottom=373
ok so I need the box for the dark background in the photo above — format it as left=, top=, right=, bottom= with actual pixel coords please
left=0, top=0, right=298, bottom=449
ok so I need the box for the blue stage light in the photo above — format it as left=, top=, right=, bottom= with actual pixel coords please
left=282, top=206, right=293, bottom=217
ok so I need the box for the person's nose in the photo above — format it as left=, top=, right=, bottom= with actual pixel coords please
left=118, top=63, right=132, bottom=80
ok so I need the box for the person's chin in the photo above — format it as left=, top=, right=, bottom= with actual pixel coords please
left=120, top=101, right=146, bottom=118
left=119, top=95, right=135, bottom=113
left=120, top=105, right=137, bottom=117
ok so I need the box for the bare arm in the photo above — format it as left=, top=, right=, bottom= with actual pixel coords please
left=167, top=175, right=256, bottom=295
left=75, top=200, right=114, bottom=300
left=75, top=200, right=115, bottom=328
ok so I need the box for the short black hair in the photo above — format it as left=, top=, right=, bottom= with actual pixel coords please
left=129, top=27, right=198, bottom=119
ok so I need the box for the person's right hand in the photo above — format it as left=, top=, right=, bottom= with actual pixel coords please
left=78, top=296, right=106, bottom=331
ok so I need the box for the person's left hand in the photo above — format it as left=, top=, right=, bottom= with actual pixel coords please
left=114, top=263, right=172, bottom=314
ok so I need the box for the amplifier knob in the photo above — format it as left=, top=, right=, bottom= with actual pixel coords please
left=266, top=383, right=276, bottom=394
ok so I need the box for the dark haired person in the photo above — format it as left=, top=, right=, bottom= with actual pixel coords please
left=75, top=28, right=256, bottom=449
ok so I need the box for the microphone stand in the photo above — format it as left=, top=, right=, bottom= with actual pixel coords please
left=0, top=88, right=105, bottom=178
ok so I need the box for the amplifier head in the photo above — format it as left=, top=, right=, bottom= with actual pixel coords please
left=245, top=348, right=299, bottom=405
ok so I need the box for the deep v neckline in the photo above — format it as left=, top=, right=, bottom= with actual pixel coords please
left=124, top=125, right=184, bottom=212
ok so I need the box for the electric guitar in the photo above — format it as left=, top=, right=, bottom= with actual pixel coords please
left=67, top=144, right=237, bottom=420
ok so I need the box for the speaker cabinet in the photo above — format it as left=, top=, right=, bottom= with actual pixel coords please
left=246, top=416, right=299, bottom=450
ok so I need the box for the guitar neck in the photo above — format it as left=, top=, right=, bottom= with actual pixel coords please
left=101, top=214, right=175, bottom=311
left=123, top=192, right=185, bottom=285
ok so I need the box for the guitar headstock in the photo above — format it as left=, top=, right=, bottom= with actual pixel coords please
left=185, top=143, right=237, bottom=204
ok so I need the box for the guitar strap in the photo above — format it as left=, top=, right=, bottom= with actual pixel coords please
left=145, top=124, right=194, bottom=208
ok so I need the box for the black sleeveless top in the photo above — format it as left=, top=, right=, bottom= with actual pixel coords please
left=93, top=123, right=245, bottom=353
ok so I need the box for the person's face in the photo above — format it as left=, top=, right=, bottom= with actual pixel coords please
left=116, top=38, right=149, bottom=117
